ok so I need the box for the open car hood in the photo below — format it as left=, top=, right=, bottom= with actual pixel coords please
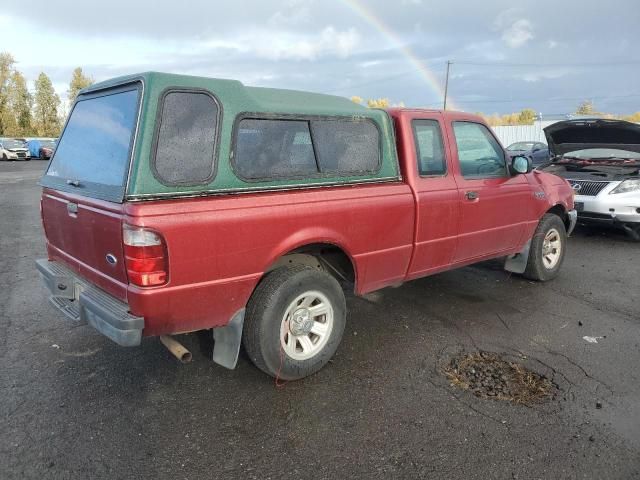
left=544, top=119, right=640, bottom=157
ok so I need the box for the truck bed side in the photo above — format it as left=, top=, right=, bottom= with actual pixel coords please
left=124, top=182, right=415, bottom=336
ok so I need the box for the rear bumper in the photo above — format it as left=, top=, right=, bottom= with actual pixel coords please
left=36, top=259, right=143, bottom=347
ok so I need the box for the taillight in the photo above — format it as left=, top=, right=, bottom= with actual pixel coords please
left=123, top=224, right=168, bottom=287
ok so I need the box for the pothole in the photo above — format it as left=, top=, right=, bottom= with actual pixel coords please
left=444, top=351, right=555, bottom=405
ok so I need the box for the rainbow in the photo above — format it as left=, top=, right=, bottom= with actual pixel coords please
left=341, top=0, right=457, bottom=110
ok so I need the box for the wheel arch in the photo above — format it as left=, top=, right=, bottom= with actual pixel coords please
left=263, top=240, right=358, bottom=293
left=546, top=203, right=570, bottom=231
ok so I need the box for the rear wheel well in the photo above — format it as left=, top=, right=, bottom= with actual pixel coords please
left=266, top=243, right=356, bottom=292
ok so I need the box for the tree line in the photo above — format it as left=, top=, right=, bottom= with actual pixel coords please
left=483, top=101, right=640, bottom=126
left=351, top=96, right=640, bottom=126
left=0, top=51, right=93, bottom=138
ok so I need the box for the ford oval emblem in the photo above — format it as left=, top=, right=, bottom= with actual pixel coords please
left=105, top=253, right=118, bottom=266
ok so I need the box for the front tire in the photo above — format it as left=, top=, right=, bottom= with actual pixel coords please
left=243, top=265, right=346, bottom=380
left=523, top=213, right=567, bottom=281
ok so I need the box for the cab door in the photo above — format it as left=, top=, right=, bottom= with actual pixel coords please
left=445, top=119, right=533, bottom=263
left=403, top=114, right=460, bottom=279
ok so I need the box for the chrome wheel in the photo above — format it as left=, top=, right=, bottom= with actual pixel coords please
left=542, top=228, right=562, bottom=269
left=280, top=290, right=334, bottom=361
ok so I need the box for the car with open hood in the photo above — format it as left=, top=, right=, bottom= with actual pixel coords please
left=541, top=119, right=640, bottom=241
left=0, top=138, right=31, bottom=161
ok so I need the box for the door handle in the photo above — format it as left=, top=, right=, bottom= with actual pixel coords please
left=465, top=191, right=479, bottom=200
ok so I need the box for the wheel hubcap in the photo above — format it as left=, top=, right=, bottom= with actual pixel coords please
left=542, top=228, right=562, bottom=269
left=280, top=291, right=334, bottom=361
left=289, top=308, right=313, bottom=336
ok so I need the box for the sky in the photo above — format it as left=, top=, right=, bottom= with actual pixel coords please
left=1, top=0, right=639, bottom=116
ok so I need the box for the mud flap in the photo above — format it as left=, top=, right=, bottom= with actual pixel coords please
left=212, top=309, right=245, bottom=369
left=504, top=239, right=531, bottom=274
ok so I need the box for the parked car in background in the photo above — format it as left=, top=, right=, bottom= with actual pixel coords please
left=541, top=119, right=640, bottom=241
left=36, top=72, right=576, bottom=380
left=27, top=139, right=57, bottom=159
left=0, top=138, right=31, bottom=161
left=506, top=141, right=550, bottom=166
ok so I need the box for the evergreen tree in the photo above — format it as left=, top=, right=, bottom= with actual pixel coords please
left=0, top=52, right=16, bottom=135
left=6, top=71, right=33, bottom=136
left=67, top=67, right=93, bottom=107
left=33, top=72, right=61, bottom=137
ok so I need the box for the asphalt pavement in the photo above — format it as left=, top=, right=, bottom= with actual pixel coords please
left=1, top=161, right=639, bottom=479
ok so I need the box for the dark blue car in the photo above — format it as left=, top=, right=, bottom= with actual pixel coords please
left=506, top=141, right=550, bottom=166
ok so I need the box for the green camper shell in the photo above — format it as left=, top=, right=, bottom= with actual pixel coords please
left=42, top=71, right=400, bottom=202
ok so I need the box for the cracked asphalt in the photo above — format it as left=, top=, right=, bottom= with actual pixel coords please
left=1, top=161, right=639, bottom=479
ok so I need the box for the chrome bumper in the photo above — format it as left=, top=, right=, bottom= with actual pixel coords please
left=36, top=259, right=143, bottom=347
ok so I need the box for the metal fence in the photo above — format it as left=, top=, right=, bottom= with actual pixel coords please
left=491, top=121, right=558, bottom=147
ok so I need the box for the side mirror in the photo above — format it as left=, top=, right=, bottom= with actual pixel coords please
left=510, top=155, right=532, bottom=175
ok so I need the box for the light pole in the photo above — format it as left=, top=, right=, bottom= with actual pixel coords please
left=443, top=60, right=452, bottom=110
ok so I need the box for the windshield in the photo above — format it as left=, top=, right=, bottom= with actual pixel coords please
left=45, top=86, right=140, bottom=196
left=1, top=139, right=26, bottom=149
left=507, top=142, right=535, bottom=151
left=40, top=140, right=56, bottom=149
left=563, top=148, right=640, bottom=160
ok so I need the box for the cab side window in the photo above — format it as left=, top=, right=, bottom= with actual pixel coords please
left=452, top=122, right=506, bottom=178
left=412, top=119, right=446, bottom=176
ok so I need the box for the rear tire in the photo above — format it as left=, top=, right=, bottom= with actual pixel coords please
left=523, top=213, right=567, bottom=281
left=243, top=265, right=346, bottom=380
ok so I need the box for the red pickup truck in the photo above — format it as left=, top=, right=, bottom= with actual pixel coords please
left=37, top=73, right=576, bottom=380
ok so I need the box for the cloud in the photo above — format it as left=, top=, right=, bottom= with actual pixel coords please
left=196, top=25, right=362, bottom=62
left=251, top=26, right=361, bottom=61
left=268, top=0, right=314, bottom=26
left=494, top=9, right=534, bottom=48
left=502, top=19, right=534, bottom=48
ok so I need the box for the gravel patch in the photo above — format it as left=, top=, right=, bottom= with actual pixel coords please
left=444, top=351, right=555, bottom=405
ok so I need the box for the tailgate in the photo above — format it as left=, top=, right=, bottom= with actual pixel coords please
left=42, top=189, right=129, bottom=301
left=38, top=82, right=142, bottom=302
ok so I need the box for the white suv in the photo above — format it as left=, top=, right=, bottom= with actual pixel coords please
left=541, top=119, right=640, bottom=241
left=0, top=138, right=31, bottom=161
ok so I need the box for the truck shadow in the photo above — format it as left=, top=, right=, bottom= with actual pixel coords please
left=571, top=224, right=636, bottom=243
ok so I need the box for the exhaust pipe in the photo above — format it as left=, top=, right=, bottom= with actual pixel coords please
left=160, top=335, right=192, bottom=364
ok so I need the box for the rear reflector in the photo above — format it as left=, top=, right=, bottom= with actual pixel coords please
left=123, top=224, right=168, bottom=287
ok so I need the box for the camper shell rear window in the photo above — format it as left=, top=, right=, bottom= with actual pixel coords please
left=41, top=82, right=142, bottom=202
left=232, top=114, right=381, bottom=182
